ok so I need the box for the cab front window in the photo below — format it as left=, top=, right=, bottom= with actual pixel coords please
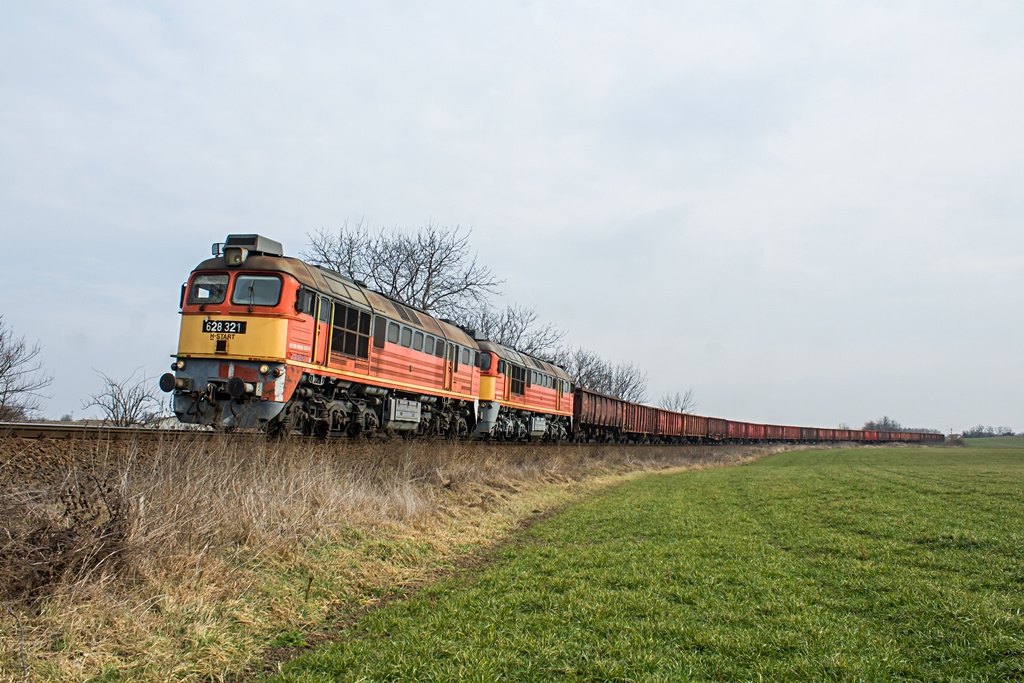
left=231, top=275, right=282, bottom=306
left=187, top=274, right=229, bottom=305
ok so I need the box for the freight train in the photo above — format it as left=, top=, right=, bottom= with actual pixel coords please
left=159, top=235, right=944, bottom=446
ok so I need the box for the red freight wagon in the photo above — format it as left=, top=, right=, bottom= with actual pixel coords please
left=685, top=414, right=707, bottom=438
left=726, top=421, right=746, bottom=440
left=707, top=418, right=728, bottom=440
left=748, top=423, right=766, bottom=440
left=765, top=424, right=784, bottom=440
left=659, top=410, right=683, bottom=438
left=624, top=403, right=658, bottom=435
left=573, top=388, right=623, bottom=431
left=782, top=426, right=801, bottom=441
left=801, top=427, right=818, bottom=441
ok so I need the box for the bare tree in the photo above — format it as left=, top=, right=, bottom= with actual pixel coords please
left=462, top=303, right=566, bottom=358
left=303, top=221, right=649, bottom=400
left=303, top=218, right=371, bottom=277
left=82, top=369, right=165, bottom=427
left=302, top=221, right=504, bottom=320
left=553, top=347, right=610, bottom=393
left=0, top=317, right=53, bottom=421
left=552, top=347, right=648, bottom=402
left=609, top=362, right=648, bottom=403
left=657, top=389, right=697, bottom=414
left=863, top=416, right=903, bottom=431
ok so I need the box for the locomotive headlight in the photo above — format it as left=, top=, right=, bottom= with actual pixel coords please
left=272, top=367, right=285, bottom=377
left=224, top=246, right=248, bottom=266
left=259, top=364, right=270, bottom=375
left=173, top=360, right=186, bottom=371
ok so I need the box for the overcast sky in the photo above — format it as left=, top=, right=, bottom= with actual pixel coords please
left=2, top=1, right=1021, bottom=432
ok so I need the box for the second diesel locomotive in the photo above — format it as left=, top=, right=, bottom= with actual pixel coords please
left=159, top=234, right=943, bottom=446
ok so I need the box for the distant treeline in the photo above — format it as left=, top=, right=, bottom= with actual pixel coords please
left=961, top=425, right=1019, bottom=438
left=860, top=417, right=1020, bottom=437
left=861, top=417, right=941, bottom=434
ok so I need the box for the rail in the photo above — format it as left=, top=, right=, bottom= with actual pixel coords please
left=0, top=422, right=207, bottom=440
left=0, top=421, right=941, bottom=446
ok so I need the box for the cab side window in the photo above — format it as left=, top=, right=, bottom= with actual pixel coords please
left=373, top=317, right=387, bottom=349
left=510, top=365, right=526, bottom=395
left=331, top=302, right=371, bottom=359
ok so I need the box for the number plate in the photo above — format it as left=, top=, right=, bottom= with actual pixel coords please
left=203, top=319, right=247, bottom=334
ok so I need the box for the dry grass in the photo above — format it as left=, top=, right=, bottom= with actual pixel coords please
left=0, top=435, right=775, bottom=682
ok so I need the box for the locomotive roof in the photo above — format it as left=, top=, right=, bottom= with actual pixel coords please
left=475, top=340, right=570, bottom=382
left=191, top=255, right=477, bottom=348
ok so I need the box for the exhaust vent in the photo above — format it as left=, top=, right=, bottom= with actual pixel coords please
left=225, top=234, right=284, bottom=256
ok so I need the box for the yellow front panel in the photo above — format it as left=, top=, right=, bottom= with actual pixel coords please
left=178, top=314, right=289, bottom=360
left=479, top=375, right=496, bottom=401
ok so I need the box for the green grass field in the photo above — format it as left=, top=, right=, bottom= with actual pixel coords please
left=274, top=446, right=1024, bottom=681
left=965, top=435, right=1024, bottom=449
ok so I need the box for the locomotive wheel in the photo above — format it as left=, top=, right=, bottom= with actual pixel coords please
left=268, top=407, right=294, bottom=437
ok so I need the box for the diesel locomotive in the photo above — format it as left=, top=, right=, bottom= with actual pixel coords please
left=159, top=234, right=943, bottom=446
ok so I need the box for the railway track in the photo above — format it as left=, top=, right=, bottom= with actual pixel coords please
left=0, top=423, right=553, bottom=444
left=0, top=421, right=912, bottom=447
left=0, top=422, right=209, bottom=440
left=0, top=422, right=700, bottom=447
left=0, top=423, right=581, bottom=445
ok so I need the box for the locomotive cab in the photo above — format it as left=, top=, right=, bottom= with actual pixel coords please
left=161, top=235, right=308, bottom=430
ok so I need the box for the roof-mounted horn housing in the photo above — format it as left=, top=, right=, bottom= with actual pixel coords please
left=448, top=322, right=486, bottom=341
left=212, top=234, right=285, bottom=267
